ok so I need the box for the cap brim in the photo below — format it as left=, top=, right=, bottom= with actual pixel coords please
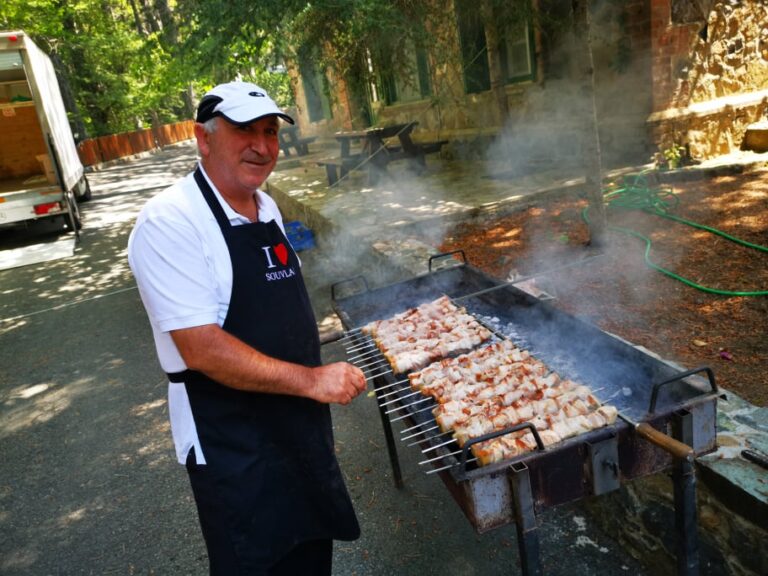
left=219, top=111, right=295, bottom=126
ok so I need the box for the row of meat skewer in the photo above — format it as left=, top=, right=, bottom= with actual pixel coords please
left=345, top=296, right=618, bottom=468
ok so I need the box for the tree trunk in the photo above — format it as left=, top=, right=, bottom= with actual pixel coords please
left=127, top=0, right=147, bottom=36
left=572, top=0, right=607, bottom=248
left=480, top=0, right=509, bottom=123
left=155, top=0, right=179, bottom=43
left=139, top=0, right=162, bottom=34
left=182, top=83, right=195, bottom=119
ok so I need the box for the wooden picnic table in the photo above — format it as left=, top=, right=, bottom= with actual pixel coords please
left=278, top=125, right=316, bottom=156
left=318, top=122, right=448, bottom=185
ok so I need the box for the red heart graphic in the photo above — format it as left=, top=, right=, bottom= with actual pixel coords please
left=274, top=243, right=289, bottom=266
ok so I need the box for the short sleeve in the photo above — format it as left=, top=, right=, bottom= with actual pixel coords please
left=128, top=209, right=221, bottom=333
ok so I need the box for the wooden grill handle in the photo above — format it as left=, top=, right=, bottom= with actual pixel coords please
left=635, top=422, right=694, bottom=462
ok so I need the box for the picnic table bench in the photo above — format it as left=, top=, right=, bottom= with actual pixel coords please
left=317, top=122, right=448, bottom=185
left=316, top=154, right=366, bottom=186
left=279, top=125, right=317, bottom=156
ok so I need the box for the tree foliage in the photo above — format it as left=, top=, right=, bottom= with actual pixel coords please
left=0, top=0, right=297, bottom=136
left=1, top=0, right=541, bottom=137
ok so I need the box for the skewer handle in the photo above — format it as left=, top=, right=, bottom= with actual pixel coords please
left=428, top=250, right=466, bottom=273
left=459, top=422, right=544, bottom=473
left=742, top=449, right=768, bottom=470
left=635, top=422, right=693, bottom=462
left=648, top=365, right=717, bottom=414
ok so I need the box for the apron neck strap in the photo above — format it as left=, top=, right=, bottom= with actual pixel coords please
left=194, top=166, right=231, bottom=231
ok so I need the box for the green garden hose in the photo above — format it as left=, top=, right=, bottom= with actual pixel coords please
left=582, top=171, right=768, bottom=296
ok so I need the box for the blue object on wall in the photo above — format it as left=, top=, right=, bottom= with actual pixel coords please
left=285, top=220, right=316, bottom=251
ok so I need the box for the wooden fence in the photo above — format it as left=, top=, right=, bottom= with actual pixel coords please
left=76, top=120, right=195, bottom=166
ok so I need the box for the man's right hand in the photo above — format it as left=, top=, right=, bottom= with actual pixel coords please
left=310, top=362, right=367, bottom=405
left=171, top=324, right=367, bottom=404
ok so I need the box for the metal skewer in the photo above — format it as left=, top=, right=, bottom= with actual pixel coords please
left=346, top=341, right=375, bottom=354
left=384, top=396, right=433, bottom=415
left=356, top=357, right=389, bottom=370
left=400, top=420, right=435, bottom=434
left=379, top=389, right=422, bottom=406
left=336, top=332, right=362, bottom=345
left=365, top=369, right=393, bottom=382
left=408, top=427, right=452, bottom=445
left=340, top=327, right=362, bottom=337
left=421, top=436, right=457, bottom=453
left=378, top=386, right=417, bottom=401
left=390, top=403, right=435, bottom=422
left=419, top=448, right=462, bottom=465
left=402, top=424, right=439, bottom=442
left=408, top=431, right=446, bottom=447
left=372, top=378, right=409, bottom=392
left=349, top=347, right=380, bottom=362
left=427, top=457, right=477, bottom=475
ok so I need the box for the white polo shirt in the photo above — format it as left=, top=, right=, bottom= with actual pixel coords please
left=127, top=165, right=289, bottom=463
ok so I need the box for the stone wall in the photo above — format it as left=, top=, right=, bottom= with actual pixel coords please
left=583, top=470, right=767, bottom=576
left=648, top=0, right=768, bottom=160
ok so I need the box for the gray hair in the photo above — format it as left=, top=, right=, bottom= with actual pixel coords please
left=202, top=117, right=218, bottom=133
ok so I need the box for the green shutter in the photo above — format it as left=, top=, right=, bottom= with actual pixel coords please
left=416, top=47, right=431, bottom=97
left=456, top=1, right=491, bottom=94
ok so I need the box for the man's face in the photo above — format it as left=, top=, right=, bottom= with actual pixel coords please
left=196, top=116, right=281, bottom=196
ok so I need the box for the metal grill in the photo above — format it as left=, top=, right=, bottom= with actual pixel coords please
left=331, top=254, right=719, bottom=575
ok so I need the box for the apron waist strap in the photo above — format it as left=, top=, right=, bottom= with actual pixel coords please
left=167, top=369, right=202, bottom=383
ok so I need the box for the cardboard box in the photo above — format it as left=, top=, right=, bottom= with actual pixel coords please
left=35, top=153, right=57, bottom=184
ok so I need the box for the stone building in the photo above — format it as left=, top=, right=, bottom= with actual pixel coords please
left=287, top=0, right=767, bottom=167
left=648, top=0, right=768, bottom=161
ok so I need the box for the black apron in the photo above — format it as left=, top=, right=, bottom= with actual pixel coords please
left=169, top=169, right=359, bottom=571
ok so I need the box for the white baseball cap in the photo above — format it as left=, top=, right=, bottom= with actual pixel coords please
left=195, top=81, right=295, bottom=125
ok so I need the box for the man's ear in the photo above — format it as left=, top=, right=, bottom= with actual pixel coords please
left=194, top=122, right=211, bottom=157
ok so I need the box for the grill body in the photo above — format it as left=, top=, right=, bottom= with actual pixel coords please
left=332, top=262, right=718, bottom=568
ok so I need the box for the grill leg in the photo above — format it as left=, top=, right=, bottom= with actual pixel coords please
left=509, top=462, right=542, bottom=576
left=374, top=376, right=403, bottom=489
left=672, top=409, right=699, bottom=576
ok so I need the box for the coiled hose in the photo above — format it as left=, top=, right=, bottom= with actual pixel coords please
left=582, top=171, right=768, bottom=296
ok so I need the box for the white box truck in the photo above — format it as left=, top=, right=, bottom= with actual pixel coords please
left=0, top=30, right=90, bottom=235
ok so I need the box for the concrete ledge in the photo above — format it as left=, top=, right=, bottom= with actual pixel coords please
left=698, top=390, right=768, bottom=529
left=647, top=89, right=768, bottom=123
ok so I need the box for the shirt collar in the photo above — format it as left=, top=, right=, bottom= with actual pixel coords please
left=197, top=163, right=263, bottom=224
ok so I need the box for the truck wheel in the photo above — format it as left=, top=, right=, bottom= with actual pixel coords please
left=76, top=176, right=92, bottom=202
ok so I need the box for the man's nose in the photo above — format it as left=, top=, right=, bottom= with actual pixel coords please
left=249, top=133, right=272, bottom=156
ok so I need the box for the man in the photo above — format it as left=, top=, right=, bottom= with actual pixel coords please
left=128, top=81, right=366, bottom=575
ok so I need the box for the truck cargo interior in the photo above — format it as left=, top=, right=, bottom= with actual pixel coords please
left=0, top=32, right=89, bottom=236
left=0, top=61, right=57, bottom=193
